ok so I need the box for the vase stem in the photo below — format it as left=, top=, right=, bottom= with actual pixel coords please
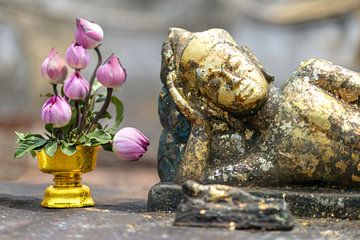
left=54, top=173, right=81, bottom=187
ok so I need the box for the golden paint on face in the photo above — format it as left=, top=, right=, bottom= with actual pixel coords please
left=180, top=39, right=270, bottom=114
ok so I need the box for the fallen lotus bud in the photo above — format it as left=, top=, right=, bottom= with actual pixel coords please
left=75, top=18, right=104, bottom=49
left=41, top=96, right=72, bottom=128
left=113, top=127, right=150, bottom=161
left=96, top=53, right=127, bottom=88
left=41, top=48, right=68, bottom=84
left=65, top=42, right=90, bottom=70
left=64, top=71, right=90, bottom=100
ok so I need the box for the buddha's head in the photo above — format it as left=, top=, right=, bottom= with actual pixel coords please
left=167, top=28, right=271, bottom=115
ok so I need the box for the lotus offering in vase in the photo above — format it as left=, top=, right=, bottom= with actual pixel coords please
left=37, top=146, right=98, bottom=208
left=14, top=18, right=149, bottom=208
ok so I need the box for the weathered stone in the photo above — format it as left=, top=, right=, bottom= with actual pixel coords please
left=147, top=182, right=183, bottom=212
left=147, top=182, right=360, bottom=220
left=174, top=181, right=294, bottom=230
left=158, top=27, right=360, bottom=187
left=147, top=182, right=182, bottom=211
left=1, top=183, right=360, bottom=240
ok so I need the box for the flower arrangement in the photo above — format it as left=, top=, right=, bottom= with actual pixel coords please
left=14, top=18, right=150, bottom=161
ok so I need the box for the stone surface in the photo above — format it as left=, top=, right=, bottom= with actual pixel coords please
left=174, top=181, right=294, bottom=230
left=147, top=182, right=360, bottom=220
left=147, top=182, right=183, bottom=212
left=0, top=183, right=360, bottom=240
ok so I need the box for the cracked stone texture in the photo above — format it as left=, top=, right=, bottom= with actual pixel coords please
left=174, top=181, right=294, bottom=230
left=0, top=183, right=360, bottom=240
left=148, top=182, right=360, bottom=220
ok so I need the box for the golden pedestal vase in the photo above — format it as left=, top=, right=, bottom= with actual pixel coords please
left=36, top=146, right=99, bottom=208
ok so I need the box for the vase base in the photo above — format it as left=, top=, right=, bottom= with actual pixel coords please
left=41, top=185, right=95, bottom=208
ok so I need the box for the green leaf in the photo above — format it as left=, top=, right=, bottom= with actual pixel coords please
left=95, top=95, right=106, bottom=103
left=15, top=131, right=25, bottom=141
left=45, top=123, right=54, bottom=134
left=67, top=127, right=79, bottom=140
left=30, top=150, right=36, bottom=158
left=44, top=133, right=52, bottom=139
left=102, top=143, right=113, bottom=152
left=84, top=129, right=112, bottom=146
left=44, top=141, right=58, bottom=157
left=96, top=122, right=103, bottom=130
left=14, top=134, right=48, bottom=159
left=60, top=85, right=65, bottom=96
left=108, top=96, right=124, bottom=134
left=91, top=80, right=103, bottom=94
left=79, top=135, right=87, bottom=144
left=96, top=111, right=112, bottom=120
left=60, top=143, right=77, bottom=156
left=40, top=93, right=53, bottom=98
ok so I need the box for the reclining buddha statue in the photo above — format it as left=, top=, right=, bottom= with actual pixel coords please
left=158, top=28, right=360, bottom=187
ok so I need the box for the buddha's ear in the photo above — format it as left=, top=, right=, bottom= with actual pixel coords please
left=168, top=27, right=189, bottom=38
left=160, top=28, right=193, bottom=85
left=168, top=28, right=193, bottom=59
left=168, top=28, right=191, bottom=44
left=239, top=46, right=275, bottom=84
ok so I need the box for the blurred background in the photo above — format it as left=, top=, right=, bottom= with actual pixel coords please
left=1, top=0, right=360, bottom=198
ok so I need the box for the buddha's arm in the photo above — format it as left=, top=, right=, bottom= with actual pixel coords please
left=165, top=70, right=212, bottom=183
left=301, top=58, right=360, bottom=106
left=285, top=59, right=360, bottom=150
left=162, top=40, right=211, bottom=183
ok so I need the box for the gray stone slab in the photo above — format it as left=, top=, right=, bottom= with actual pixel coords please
left=0, top=182, right=359, bottom=240
left=147, top=182, right=360, bottom=220
left=174, top=181, right=294, bottom=230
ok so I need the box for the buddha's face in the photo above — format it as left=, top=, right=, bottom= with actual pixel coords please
left=180, top=41, right=269, bottom=115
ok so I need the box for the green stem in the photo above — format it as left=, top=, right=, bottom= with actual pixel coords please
left=87, top=88, right=113, bottom=132
left=52, top=84, right=58, bottom=96
left=78, top=46, right=102, bottom=134
left=59, top=129, right=64, bottom=140
left=53, top=128, right=62, bottom=140
left=75, top=101, right=81, bottom=129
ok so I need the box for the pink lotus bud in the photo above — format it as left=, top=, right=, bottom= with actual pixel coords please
left=64, top=71, right=90, bottom=100
left=75, top=18, right=104, bottom=49
left=41, top=96, right=72, bottom=128
left=113, top=127, right=150, bottom=161
left=40, top=48, right=68, bottom=84
left=65, top=42, right=90, bottom=70
left=96, top=54, right=127, bottom=88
